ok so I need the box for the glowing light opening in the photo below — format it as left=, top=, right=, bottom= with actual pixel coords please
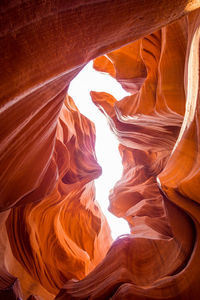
left=68, top=61, right=130, bottom=239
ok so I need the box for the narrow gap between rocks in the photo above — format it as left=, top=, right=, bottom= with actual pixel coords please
left=68, top=61, right=130, bottom=239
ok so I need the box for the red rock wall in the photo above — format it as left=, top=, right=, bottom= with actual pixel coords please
left=6, top=95, right=112, bottom=296
left=1, top=1, right=200, bottom=299
left=58, top=10, right=200, bottom=300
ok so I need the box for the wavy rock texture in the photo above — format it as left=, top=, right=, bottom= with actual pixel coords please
left=1, top=1, right=200, bottom=299
left=6, top=95, right=112, bottom=297
left=57, top=10, right=200, bottom=300
left=0, top=265, right=22, bottom=299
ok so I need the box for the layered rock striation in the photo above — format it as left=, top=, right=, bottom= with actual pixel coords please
left=1, top=1, right=200, bottom=299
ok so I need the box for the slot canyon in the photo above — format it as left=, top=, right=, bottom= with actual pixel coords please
left=1, top=1, right=200, bottom=299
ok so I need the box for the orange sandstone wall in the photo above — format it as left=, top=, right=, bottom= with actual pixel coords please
left=0, top=1, right=200, bottom=299
left=6, top=95, right=112, bottom=297
left=59, top=10, right=200, bottom=300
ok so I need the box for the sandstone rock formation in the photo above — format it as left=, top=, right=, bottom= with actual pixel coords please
left=1, top=1, right=200, bottom=299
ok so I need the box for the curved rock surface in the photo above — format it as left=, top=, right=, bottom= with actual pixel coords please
left=0, top=265, right=22, bottom=299
left=57, top=9, right=200, bottom=300
left=6, top=95, right=112, bottom=296
left=1, top=1, right=200, bottom=299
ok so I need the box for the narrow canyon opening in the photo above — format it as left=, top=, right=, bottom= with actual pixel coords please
left=2, top=2, right=200, bottom=299
left=68, top=61, right=130, bottom=239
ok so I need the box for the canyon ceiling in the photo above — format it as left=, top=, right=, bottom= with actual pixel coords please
left=1, top=1, right=200, bottom=299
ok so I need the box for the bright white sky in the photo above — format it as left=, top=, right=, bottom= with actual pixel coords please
left=68, top=61, right=130, bottom=240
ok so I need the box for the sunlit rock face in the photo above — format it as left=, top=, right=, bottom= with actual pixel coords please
left=6, top=95, right=112, bottom=297
left=60, top=10, right=200, bottom=300
left=1, top=1, right=200, bottom=299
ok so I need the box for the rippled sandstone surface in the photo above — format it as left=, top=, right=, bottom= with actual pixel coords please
left=1, top=1, right=200, bottom=299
